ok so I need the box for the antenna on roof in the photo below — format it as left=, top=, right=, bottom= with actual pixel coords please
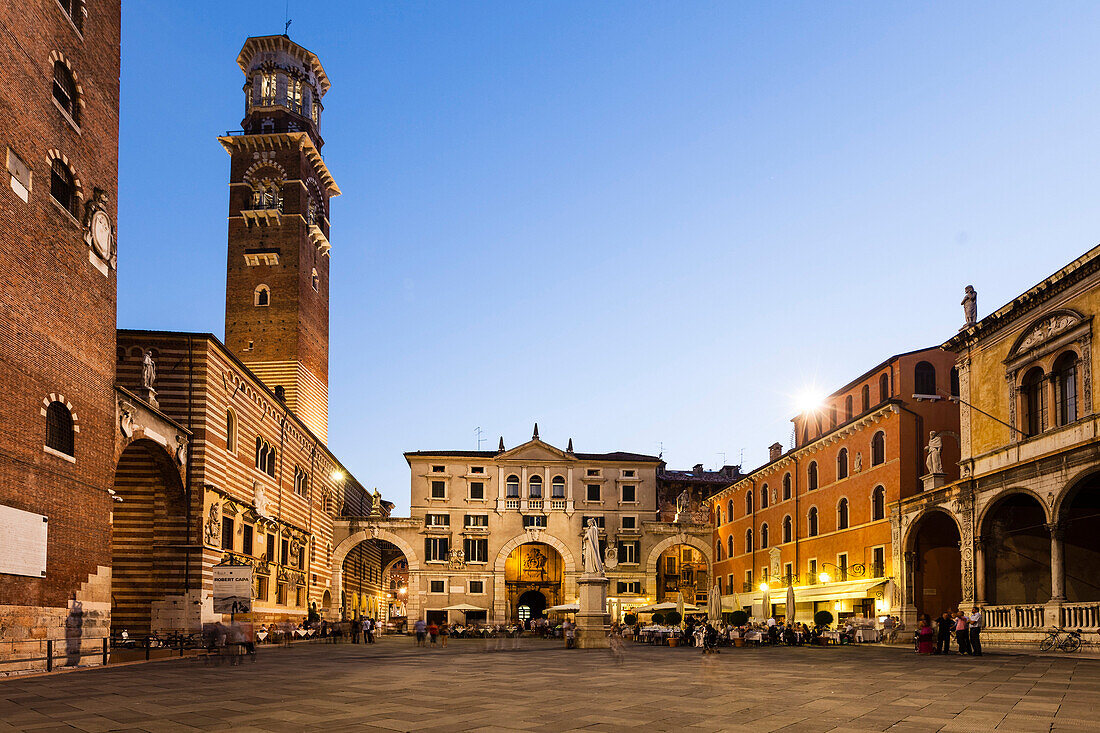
left=474, top=426, right=485, bottom=451
left=718, top=452, right=726, bottom=469
left=283, top=0, right=292, bottom=36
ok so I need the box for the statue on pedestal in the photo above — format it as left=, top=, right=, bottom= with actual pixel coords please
left=962, top=286, right=978, bottom=328
left=583, top=518, right=604, bottom=575
left=925, top=431, right=943, bottom=475
left=141, top=350, right=157, bottom=390
left=674, top=489, right=690, bottom=522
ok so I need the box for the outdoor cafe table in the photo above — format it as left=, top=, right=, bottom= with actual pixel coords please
left=743, top=630, right=764, bottom=645
left=256, top=631, right=268, bottom=642
left=822, top=630, right=842, bottom=644
left=855, top=628, right=880, bottom=643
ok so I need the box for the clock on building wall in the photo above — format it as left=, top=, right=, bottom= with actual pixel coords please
left=82, top=188, right=115, bottom=275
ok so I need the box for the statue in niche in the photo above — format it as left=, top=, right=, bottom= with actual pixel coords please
left=854, top=452, right=863, bottom=473
left=204, top=502, right=221, bottom=545
left=254, top=481, right=270, bottom=518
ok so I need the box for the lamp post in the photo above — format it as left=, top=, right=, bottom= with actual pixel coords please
left=816, top=562, right=865, bottom=584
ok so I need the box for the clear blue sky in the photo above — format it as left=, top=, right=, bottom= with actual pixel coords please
left=119, top=2, right=1100, bottom=515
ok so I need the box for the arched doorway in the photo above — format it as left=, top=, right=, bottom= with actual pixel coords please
left=907, top=511, right=961, bottom=616
left=505, top=542, right=563, bottom=621
left=983, top=493, right=1050, bottom=605
left=1061, top=474, right=1100, bottom=601
left=656, top=544, right=709, bottom=606
left=110, top=439, right=189, bottom=635
left=341, top=539, right=408, bottom=630
left=383, top=557, right=409, bottom=628
left=517, top=590, right=548, bottom=621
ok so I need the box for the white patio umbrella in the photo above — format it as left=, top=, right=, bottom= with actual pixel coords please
left=786, top=583, right=796, bottom=624
left=546, top=603, right=580, bottom=612
left=676, top=591, right=685, bottom=627
left=708, top=583, right=721, bottom=622
left=633, top=601, right=700, bottom=613
left=761, top=585, right=771, bottom=619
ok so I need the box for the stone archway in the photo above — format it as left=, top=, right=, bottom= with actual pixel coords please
left=493, top=532, right=576, bottom=574
left=1054, top=470, right=1100, bottom=602
left=332, top=529, right=421, bottom=623
left=110, top=438, right=190, bottom=635
left=904, top=508, right=963, bottom=618
left=492, top=533, right=575, bottom=622
left=645, top=534, right=713, bottom=603
left=981, top=491, right=1051, bottom=605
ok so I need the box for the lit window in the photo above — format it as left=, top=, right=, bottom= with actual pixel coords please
left=260, top=72, right=277, bottom=106
left=288, top=78, right=303, bottom=112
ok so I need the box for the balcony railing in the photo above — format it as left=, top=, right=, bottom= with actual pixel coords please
left=550, top=499, right=567, bottom=510
left=504, top=498, right=519, bottom=510
left=985, top=604, right=1047, bottom=630
left=1060, top=602, right=1100, bottom=630
left=528, top=499, right=543, bottom=510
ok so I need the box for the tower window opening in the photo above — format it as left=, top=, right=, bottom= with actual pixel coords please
left=260, top=72, right=277, bottom=106
left=254, top=285, right=270, bottom=307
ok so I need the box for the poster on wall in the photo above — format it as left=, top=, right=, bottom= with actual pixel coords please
left=213, top=564, right=253, bottom=614
left=0, top=504, right=48, bottom=578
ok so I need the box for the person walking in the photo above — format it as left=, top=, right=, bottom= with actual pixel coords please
left=954, top=610, right=970, bottom=655
left=562, top=619, right=575, bottom=649
left=935, top=612, right=953, bottom=655
left=968, top=607, right=983, bottom=656
left=414, top=618, right=427, bottom=647
left=427, top=621, right=439, bottom=647
left=351, top=617, right=361, bottom=644
left=439, top=622, right=449, bottom=648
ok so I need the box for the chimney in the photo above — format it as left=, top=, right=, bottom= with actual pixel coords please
left=769, top=442, right=783, bottom=462
left=693, top=463, right=704, bottom=476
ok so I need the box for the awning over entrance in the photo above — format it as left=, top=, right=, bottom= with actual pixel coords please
left=724, top=579, right=889, bottom=607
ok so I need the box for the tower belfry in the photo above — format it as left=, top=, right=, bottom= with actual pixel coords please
left=219, top=35, right=339, bottom=442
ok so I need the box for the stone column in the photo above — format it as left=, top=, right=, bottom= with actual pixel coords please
left=1048, top=522, right=1066, bottom=601
left=974, top=537, right=986, bottom=605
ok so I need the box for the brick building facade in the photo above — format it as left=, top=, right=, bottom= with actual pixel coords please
left=0, top=0, right=121, bottom=671
left=710, top=347, right=959, bottom=622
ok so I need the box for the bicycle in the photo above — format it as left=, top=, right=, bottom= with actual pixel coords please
left=1039, top=627, right=1082, bottom=652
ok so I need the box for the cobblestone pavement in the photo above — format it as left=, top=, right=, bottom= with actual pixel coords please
left=2, top=637, right=1099, bottom=732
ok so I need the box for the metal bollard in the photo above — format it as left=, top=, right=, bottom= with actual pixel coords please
left=46, top=639, right=53, bottom=672
left=102, top=637, right=108, bottom=665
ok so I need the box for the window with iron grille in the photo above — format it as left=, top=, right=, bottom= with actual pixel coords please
left=52, top=62, right=79, bottom=125
left=45, top=401, right=74, bottom=456
left=57, top=0, right=83, bottom=32
left=50, top=158, right=77, bottom=216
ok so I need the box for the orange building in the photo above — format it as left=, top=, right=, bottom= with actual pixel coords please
left=710, top=346, right=959, bottom=623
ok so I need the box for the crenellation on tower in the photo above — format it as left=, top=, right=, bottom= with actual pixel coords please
left=220, top=35, right=337, bottom=442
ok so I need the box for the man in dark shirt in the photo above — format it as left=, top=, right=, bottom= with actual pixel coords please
left=935, top=612, right=953, bottom=654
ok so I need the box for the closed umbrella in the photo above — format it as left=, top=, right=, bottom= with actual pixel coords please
left=708, top=583, right=721, bottom=622
left=786, top=583, right=796, bottom=624
left=676, top=591, right=685, bottom=627
left=761, top=585, right=771, bottom=620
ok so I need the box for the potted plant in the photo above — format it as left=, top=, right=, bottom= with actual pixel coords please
left=664, top=611, right=682, bottom=645
left=623, top=613, right=637, bottom=627
left=813, top=610, right=834, bottom=645
left=652, top=612, right=666, bottom=626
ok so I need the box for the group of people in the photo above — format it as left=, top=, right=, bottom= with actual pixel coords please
left=348, top=617, right=380, bottom=644
left=915, top=607, right=983, bottom=656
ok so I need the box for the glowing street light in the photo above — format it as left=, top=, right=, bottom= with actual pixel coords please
left=818, top=572, right=830, bottom=584
left=758, top=582, right=769, bottom=593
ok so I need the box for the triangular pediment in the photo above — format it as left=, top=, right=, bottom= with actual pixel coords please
left=497, top=439, right=572, bottom=463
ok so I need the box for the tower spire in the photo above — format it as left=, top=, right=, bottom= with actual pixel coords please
left=498, top=436, right=505, bottom=452
left=532, top=422, right=539, bottom=441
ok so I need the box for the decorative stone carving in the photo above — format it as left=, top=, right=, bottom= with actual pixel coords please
left=603, top=544, right=618, bottom=570
left=82, top=187, right=116, bottom=270
left=118, top=401, right=134, bottom=438
left=854, top=452, right=863, bottom=473
left=174, top=434, right=187, bottom=465
left=447, top=547, right=465, bottom=569
left=253, top=481, right=269, bottom=519
left=674, top=490, right=690, bottom=523
left=204, top=502, right=221, bottom=546
left=1015, top=312, right=1082, bottom=355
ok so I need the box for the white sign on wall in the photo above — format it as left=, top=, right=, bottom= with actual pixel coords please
left=0, top=504, right=48, bottom=578
left=212, top=564, right=253, bottom=614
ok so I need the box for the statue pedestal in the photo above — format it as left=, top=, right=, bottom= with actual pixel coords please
left=575, top=573, right=610, bottom=649
left=921, top=472, right=946, bottom=492
left=137, top=386, right=158, bottom=410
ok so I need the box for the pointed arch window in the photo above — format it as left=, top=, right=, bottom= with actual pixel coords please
left=836, top=448, right=848, bottom=480
left=807, top=462, right=818, bottom=491
left=45, top=401, right=74, bottom=456
left=255, top=437, right=276, bottom=477
left=915, top=361, right=936, bottom=395
left=872, top=486, right=886, bottom=521
left=837, top=498, right=849, bottom=530
left=782, top=515, right=792, bottom=544
left=1055, top=351, right=1079, bottom=425
left=808, top=506, right=819, bottom=537
left=871, top=431, right=885, bottom=466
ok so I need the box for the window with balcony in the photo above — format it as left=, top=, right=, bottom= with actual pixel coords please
left=551, top=475, right=565, bottom=498
left=506, top=475, right=520, bottom=497
left=528, top=475, right=543, bottom=498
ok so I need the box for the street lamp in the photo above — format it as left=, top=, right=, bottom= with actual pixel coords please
left=758, top=581, right=769, bottom=593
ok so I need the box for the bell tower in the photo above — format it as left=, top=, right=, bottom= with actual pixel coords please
left=219, top=35, right=338, bottom=442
